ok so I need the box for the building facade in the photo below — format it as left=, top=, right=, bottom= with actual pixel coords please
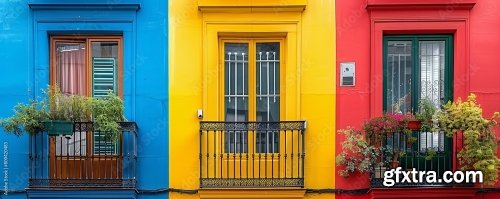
left=169, top=0, right=336, bottom=199
left=4, top=0, right=500, bottom=199
left=336, top=0, right=500, bottom=198
left=0, top=0, right=168, bottom=199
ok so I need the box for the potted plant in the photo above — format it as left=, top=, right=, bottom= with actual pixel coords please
left=434, top=94, right=500, bottom=185
left=407, top=120, right=422, bottom=131
left=407, top=114, right=422, bottom=131
left=383, top=146, right=406, bottom=169
left=363, top=113, right=412, bottom=146
left=1, top=86, right=125, bottom=142
left=406, top=136, right=417, bottom=147
left=43, top=86, right=92, bottom=135
left=336, top=128, right=380, bottom=177
left=415, top=98, right=438, bottom=132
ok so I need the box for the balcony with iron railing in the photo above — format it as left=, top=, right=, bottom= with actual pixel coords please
left=199, top=121, right=306, bottom=188
left=29, top=122, right=137, bottom=188
left=370, top=129, right=467, bottom=187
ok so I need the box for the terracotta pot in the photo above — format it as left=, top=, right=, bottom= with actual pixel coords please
left=390, top=161, right=400, bottom=169
left=407, top=119, right=422, bottom=131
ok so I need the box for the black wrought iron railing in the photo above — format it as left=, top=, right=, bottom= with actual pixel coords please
left=370, top=129, right=465, bottom=187
left=29, top=122, right=138, bottom=188
left=199, top=121, right=306, bottom=188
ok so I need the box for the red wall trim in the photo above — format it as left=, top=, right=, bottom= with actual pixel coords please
left=366, top=0, right=476, bottom=10
left=367, top=1, right=473, bottom=176
left=371, top=187, right=477, bottom=199
left=336, top=0, right=500, bottom=193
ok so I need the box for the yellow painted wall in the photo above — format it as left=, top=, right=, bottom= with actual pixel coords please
left=169, top=0, right=336, bottom=198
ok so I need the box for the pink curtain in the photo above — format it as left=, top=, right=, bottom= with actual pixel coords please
left=55, top=43, right=86, bottom=95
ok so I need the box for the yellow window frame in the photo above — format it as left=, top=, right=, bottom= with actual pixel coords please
left=218, top=38, right=286, bottom=155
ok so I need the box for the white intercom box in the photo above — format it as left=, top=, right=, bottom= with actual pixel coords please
left=340, top=62, right=355, bottom=86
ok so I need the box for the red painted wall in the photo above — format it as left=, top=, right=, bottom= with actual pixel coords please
left=470, top=1, right=500, bottom=196
left=335, top=0, right=372, bottom=193
left=336, top=0, right=500, bottom=198
left=469, top=0, right=500, bottom=118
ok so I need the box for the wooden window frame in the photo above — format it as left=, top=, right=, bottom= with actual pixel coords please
left=49, top=35, right=124, bottom=157
left=50, top=35, right=123, bottom=97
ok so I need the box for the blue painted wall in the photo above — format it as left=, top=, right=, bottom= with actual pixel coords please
left=0, top=0, right=168, bottom=199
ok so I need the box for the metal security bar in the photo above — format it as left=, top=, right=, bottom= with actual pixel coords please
left=419, top=41, right=446, bottom=106
left=371, top=129, right=461, bottom=187
left=199, top=121, right=306, bottom=188
left=29, top=122, right=137, bottom=188
left=386, top=41, right=413, bottom=113
left=256, top=45, right=281, bottom=154
left=224, top=49, right=249, bottom=153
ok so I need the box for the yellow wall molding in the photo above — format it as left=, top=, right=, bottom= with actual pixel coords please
left=202, top=15, right=302, bottom=121
left=169, top=0, right=336, bottom=194
left=198, top=0, right=307, bottom=12
left=199, top=189, right=306, bottom=199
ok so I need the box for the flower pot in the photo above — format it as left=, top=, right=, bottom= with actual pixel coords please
left=390, top=161, right=400, bottom=169
left=407, top=120, right=422, bottom=131
left=43, top=120, right=74, bottom=136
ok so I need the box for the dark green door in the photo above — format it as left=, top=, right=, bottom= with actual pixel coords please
left=383, top=35, right=453, bottom=179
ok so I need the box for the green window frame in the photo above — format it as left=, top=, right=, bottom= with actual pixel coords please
left=383, top=35, right=454, bottom=175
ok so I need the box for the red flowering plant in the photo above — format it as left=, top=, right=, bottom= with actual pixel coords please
left=363, top=113, right=412, bottom=146
left=336, top=113, right=417, bottom=177
left=363, top=113, right=415, bottom=168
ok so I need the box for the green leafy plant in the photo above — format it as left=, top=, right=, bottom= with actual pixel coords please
left=383, top=144, right=406, bottom=168
left=1, top=86, right=125, bottom=142
left=434, top=93, right=500, bottom=185
left=46, top=86, right=92, bottom=121
left=336, top=128, right=380, bottom=177
left=425, top=148, right=437, bottom=160
left=406, top=136, right=418, bottom=146
left=416, top=98, right=438, bottom=132
left=0, top=99, right=49, bottom=136
left=93, top=92, right=125, bottom=142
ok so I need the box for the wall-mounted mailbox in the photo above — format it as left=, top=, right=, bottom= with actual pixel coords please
left=340, top=62, right=355, bottom=86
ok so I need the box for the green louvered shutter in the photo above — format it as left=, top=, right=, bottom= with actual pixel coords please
left=92, top=57, right=117, bottom=98
left=92, top=57, right=118, bottom=155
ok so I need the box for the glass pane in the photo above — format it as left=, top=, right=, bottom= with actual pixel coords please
left=224, top=43, right=249, bottom=153
left=419, top=41, right=446, bottom=152
left=91, top=41, right=119, bottom=97
left=419, top=41, right=445, bottom=106
left=55, top=42, right=87, bottom=95
left=256, top=42, right=280, bottom=153
left=256, top=42, right=280, bottom=122
left=224, top=43, right=249, bottom=122
left=386, top=41, right=413, bottom=113
left=92, top=41, right=118, bottom=59
left=91, top=41, right=120, bottom=155
left=55, top=42, right=87, bottom=156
